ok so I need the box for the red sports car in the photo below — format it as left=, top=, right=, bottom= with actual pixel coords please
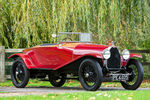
left=9, top=32, right=143, bottom=91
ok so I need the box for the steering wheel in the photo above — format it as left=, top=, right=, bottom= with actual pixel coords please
left=62, top=37, right=73, bottom=42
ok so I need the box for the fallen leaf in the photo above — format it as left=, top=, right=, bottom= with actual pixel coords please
left=51, top=96, right=55, bottom=98
left=79, top=85, right=82, bottom=88
left=68, top=80, right=75, bottom=83
left=116, top=98, right=120, bottom=100
left=74, top=97, right=79, bottom=100
left=128, top=97, right=132, bottom=100
left=108, top=95, right=111, bottom=98
left=122, top=93, right=127, bottom=96
left=104, top=94, right=108, bottom=96
left=43, top=95, right=46, bottom=98
left=129, top=95, right=133, bottom=97
left=96, top=93, right=102, bottom=96
left=89, top=97, right=96, bottom=100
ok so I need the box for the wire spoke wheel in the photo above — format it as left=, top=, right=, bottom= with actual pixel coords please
left=126, top=65, right=138, bottom=86
left=11, top=59, right=30, bottom=88
left=121, top=59, right=143, bottom=90
left=82, top=65, right=97, bottom=87
left=79, top=59, right=103, bottom=91
left=14, top=63, right=25, bottom=84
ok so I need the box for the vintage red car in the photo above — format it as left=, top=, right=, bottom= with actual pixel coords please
left=9, top=32, right=143, bottom=91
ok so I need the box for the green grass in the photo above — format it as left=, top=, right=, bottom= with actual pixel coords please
left=143, top=66, right=150, bottom=79
left=0, top=90, right=150, bottom=100
left=0, top=79, right=150, bottom=88
left=0, top=79, right=80, bottom=87
left=0, top=79, right=150, bottom=100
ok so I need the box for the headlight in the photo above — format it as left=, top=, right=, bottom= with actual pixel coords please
left=103, top=49, right=111, bottom=59
left=122, top=49, right=130, bottom=60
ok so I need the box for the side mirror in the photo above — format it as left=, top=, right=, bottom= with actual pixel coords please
left=52, top=34, right=57, bottom=38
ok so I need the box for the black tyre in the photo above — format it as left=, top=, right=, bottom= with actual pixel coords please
left=78, top=59, right=103, bottom=91
left=48, top=73, right=66, bottom=87
left=121, top=59, right=143, bottom=90
left=11, top=59, right=30, bottom=88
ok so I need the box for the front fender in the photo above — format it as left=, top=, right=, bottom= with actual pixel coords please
left=130, top=53, right=142, bottom=58
left=8, top=53, right=35, bottom=69
left=122, top=53, right=142, bottom=67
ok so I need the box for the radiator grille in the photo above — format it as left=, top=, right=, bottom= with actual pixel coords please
left=107, top=47, right=121, bottom=70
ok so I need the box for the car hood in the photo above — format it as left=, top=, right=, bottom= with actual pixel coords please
left=23, top=42, right=109, bottom=53
left=74, top=43, right=109, bottom=51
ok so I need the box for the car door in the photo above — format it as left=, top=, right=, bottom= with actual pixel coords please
left=28, top=46, right=73, bottom=69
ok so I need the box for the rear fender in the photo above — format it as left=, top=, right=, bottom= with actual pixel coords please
left=8, top=53, right=35, bottom=69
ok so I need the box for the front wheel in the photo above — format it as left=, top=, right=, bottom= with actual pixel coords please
left=121, top=59, right=143, bottom=90
left=78, top=59, right=103, bottom=91
left=11, top=59, right=30, bottom=88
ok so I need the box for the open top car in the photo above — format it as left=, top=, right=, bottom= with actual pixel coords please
left=9, top=32, right=143, bottom=91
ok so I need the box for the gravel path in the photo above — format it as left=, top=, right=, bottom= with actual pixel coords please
left=0, top=87, right=150, bottom=97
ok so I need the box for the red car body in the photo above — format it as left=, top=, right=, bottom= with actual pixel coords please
left=9, top=35, right=143, bottom=91
left=8, top=42, right=142, bottom=70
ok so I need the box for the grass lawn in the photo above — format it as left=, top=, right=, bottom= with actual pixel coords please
left=0, top=90, right=150, bottom=100
left=0, top=79, right=150, bottom=88
left=0, top=80, right=150, bottom=100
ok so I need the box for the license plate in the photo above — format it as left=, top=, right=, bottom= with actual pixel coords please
left=111, top=74, right=130, bottom=81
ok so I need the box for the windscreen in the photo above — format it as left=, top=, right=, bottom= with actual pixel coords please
left=59, top=32, right=92, bottom=43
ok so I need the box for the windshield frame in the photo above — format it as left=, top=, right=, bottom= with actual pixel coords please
left=58, top=32, right=92, bottom=43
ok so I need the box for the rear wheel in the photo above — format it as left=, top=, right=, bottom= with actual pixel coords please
left=78, top=59, right=103, bottom=91
left=11, top=59, right=30, bottom=88
left=48, top=73, right=66, bottom=87
left=121, top=59, right=143, bottom=90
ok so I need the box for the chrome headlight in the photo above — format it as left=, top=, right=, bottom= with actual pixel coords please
left=122, top=49, right=130, bottom=60
left=103, top=49, right=111, bottom=59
